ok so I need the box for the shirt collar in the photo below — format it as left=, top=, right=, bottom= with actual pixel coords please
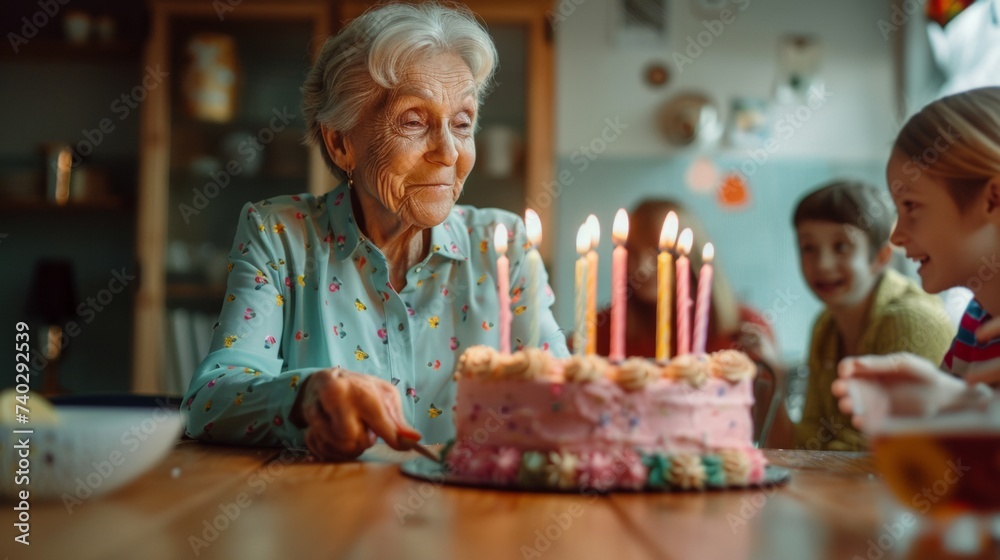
left=324, top=182, right=362, bottom=262
left=323, top=181, right=469, bottom=262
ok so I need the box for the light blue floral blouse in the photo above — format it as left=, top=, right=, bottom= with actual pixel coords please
left=182, top=181, right=569, bottom=447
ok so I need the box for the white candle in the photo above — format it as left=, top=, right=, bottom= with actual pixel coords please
left=610, top=208, right=629, bottom=362
left=676, top=228, right=694, bottom=356
left=693, top=243, right=715, bottom=355
left=495, top=223, right=511, bottom=354
left=574, top=224, right=590, bottom=356
left=523, top=209, right=543, bottom=349
left=585, top=214, right=599, bottom=355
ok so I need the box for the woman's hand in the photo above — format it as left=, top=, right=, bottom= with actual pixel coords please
left=831, top=353, right=966, bottom=429
left=293, top=368, right=422, bottom=461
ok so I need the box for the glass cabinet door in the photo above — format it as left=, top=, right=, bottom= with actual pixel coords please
left=134, top=1, right=332, bottom=393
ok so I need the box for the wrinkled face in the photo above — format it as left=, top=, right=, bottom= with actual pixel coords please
left=348, top=52, right=477, bottom=229
left=796, top=220, right=882, bottom=309
left=886, top=150, right=992, bottom=294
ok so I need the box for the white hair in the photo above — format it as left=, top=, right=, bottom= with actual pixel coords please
left=302, top=2, right=498, bottom=179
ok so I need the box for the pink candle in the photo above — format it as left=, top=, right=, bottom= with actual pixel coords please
left=585, top=214, right=599, bottom=355
left=494, top=223, right=511, bottom=354
left=692, top=243, right=714, bottom=355
left=675, top=228, right=694, bottom=355
left=610, top=208, right=629, bottom=362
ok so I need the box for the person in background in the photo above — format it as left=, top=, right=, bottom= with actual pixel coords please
left=771, top=180, right=954, bottom=450
left=833, top=87, right=1000, bottom=424
left=595, top=200, right=782, bottom=439
left=182, top=3, right=568, bottom=461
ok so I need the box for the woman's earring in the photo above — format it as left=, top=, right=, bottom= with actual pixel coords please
left=347, top=169, right=353, bottom=188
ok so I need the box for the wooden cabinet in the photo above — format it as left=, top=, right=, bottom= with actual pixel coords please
left=132, top=0, right=333, bottom=393
left=133, top=0, right=554, bottom=393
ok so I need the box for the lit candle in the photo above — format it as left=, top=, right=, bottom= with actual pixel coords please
left=523, top=209, right=543, bottom=349
left=610, top=208, right=629, bottom=362
left=494, top=223, right=511, bottom=354
left=574, top=223, right=590, bottom=356
left=585, top=214, right=599, bottom=355
left=656, top=212, right=678, bottom=362
left=675, top=228, right=694, bottom=356
left=692, top=243, right=715, bottom=355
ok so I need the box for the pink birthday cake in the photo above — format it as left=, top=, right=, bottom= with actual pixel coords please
left=442, top=346, right=767, bottom=491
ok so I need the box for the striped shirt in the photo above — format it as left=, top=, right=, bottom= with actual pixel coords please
left=942, top=299, right=1000, bottom=377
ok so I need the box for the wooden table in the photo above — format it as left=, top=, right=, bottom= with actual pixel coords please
left=17, top=444, right=996, bottom=560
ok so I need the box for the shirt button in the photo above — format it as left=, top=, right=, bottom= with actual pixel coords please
left=398, top=323, right=405, bottom=331
left=415, top=266, right=422, bottom=273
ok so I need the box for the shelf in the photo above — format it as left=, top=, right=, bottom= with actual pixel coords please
left=0, top=197, right=129, bottom=213
left=1, top=39, right=142, bottom=62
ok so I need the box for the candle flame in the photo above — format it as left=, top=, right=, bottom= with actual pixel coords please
left=525, top=208, right=542, bottom=247
left=702, top=242, right=715, bottom=262
left=677, top=228, right=694, bottom=256
left=576, top=223, right=590, bottom=255
left=586, top=214, right=600, bottom=250
left=612, top=208, right=629, bottom=245
left=659, top=211, right=678, bottom=251
left=494, top=223, right=508, bottom=255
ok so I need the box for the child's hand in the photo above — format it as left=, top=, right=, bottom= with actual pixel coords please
left=832, top=353, right=966, bottom=429
left=975, top=315, right=1000, bottom=343
left=737, top=323, right=782, bottom=374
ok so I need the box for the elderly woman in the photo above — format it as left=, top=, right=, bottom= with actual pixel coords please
left=182, top=3, right=568, bottom=460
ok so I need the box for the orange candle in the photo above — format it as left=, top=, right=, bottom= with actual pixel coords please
left=692, top=243, right=714, bottom=355
left=585, top=214, right=599, bottom=355
left=675, top=228, right=694, bottom=356
left=494, top=223, right=511, bottom=354
left=655, top=212, right=678, bottom=362
left=610, top=209, right=629, bottom=362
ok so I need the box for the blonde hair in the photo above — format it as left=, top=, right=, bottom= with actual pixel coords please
left=894, top=86, right=1000, bottom=210
left=629, top=199, right=741, bottom=336
left=302, top=2, right=498, bottom=179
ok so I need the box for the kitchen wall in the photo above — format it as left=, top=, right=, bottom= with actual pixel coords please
left=548, top=0, right=902, bottom=362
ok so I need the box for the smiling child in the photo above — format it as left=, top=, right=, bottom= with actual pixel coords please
left=789, top=180, right=954, bottom=450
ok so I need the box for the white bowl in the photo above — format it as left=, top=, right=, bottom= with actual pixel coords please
left=1, top=406, right=182, bottom=501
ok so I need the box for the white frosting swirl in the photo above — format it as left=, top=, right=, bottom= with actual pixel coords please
left=456, top=345, right=498, bottom=380
left=664, top=354, right=710, bottom=388
left=494, top=347, right=550, bottom=380
left=710, top=350, right=756, bottom=383
left=615, top=358, right=660, bottom=391
left=718, top=448, right=752, bottom=486
left=671, top=453, right=706, bottom=489
left=563, top=355, right=609, bottom=383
